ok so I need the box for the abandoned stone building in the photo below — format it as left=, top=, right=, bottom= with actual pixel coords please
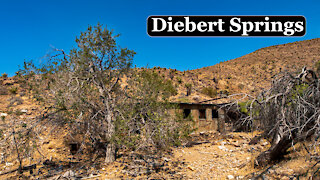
left=172, top=102, right=226, bottom=132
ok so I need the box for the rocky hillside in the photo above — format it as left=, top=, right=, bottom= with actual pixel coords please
left=159, top=38, right=320, bottom=103
left=1, top=38, right=320, bottom=179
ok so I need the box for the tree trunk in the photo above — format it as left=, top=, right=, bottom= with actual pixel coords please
left=254, top=135, right=294, bottom=167
left=105, top=143, right=115, bottom=163
left=105, top=111, right=116, bottom=163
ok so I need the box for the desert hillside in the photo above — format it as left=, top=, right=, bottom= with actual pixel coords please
left=159, top=38, right=320, bottom=103
left=1, top=38, right=320, bottom=179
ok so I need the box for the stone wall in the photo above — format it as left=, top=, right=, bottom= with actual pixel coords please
left=172, top=103, right=225, bottom=133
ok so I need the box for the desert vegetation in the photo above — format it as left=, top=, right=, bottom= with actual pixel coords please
left=0, top=25, right=320, bottom=179
left=0, top=24, right=194, bottom=178
left=223, top=66, right=320, bottom=177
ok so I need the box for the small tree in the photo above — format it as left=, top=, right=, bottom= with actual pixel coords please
left=21, top=24, right=135, bottom=163
left=19, top=24, right=192, bottom=164
left=185, top=83, right=192, bottom=96
left=114, top=69, right=190, bottom=152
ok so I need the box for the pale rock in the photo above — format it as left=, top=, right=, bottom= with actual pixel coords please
left=227, top=174, right=234, bottom=179
left=62, top=170, right=75, bottom=177
left=5, top=162, right=13, bottom=166
left=0, top=113, right=7, bottom=117
left=163, top=157, right=170, bottom=162
left=20, top=109, right=28, bottom=113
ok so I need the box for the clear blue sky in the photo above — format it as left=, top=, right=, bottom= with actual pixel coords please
left=0, top=0, right=319, bottom=76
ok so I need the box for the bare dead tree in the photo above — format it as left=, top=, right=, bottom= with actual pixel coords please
left=224, top=67, right=320, bottom=167
left=0, top=115, right=42, bottom=175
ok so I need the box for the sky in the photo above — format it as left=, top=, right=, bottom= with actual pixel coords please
left=0, top=0, right=319, bottom=76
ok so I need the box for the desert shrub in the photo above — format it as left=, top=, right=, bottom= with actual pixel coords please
left=238, top=83, right=245, bottom=90
left=1, top=73, right=7, bottom=78
left=115, top=70, right=192, bottom=150
left=0, top=116, right=38, bottom=174
left=176, top=76, right=182, bottom=84
left=169, top=69, right=175, bottom=80
left=201, top=87, right=217, bottom=98
left=0, top=85, right=8, bottom=95
left=177, top=97, right=190, bottom=103
left=8, top=86, right=18, bottom=94
left=185, top=83, right=192, bottom=96
left=7, top=97, right=23, bottom=107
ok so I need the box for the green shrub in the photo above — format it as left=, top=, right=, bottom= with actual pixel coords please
left=176, top=77, right=182, bottom=84
left=185, top=83, right=192, bottom=96
left=9, top=87, right=18, bottom=94
left=1, top=73, right=7, bottom=78
left=238, top=84, right=245, bottom=90
left=238, top=100, right=259, bottom=116
left=201, top=87, right=217, bottom=98
left=178, top=97, right=190, bottom=103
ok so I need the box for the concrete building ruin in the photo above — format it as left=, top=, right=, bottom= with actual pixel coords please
left=172, top=102, right=226, bottom=132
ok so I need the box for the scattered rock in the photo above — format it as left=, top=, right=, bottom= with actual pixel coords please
left=163, top=157, right=170, bottom=162
left=5, top=162, right=13, bottom=166
left=62, top=170, right=75, bottom=178
left=227, top=174, right=234, bottom=179
left=0, top=113, right=7, bottom=117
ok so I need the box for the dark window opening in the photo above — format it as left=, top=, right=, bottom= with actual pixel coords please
left=69, top=143, right=79, bottom=155
left=212, top=109, right=219, bottom=118
left=183, top=109, right=191, bottom=118
left=199, top=109, right=206, bottom=120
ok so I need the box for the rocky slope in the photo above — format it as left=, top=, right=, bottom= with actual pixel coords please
left=1, top=38, right=320, bottom=179
left=160, top=38, right=320, bottom=103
